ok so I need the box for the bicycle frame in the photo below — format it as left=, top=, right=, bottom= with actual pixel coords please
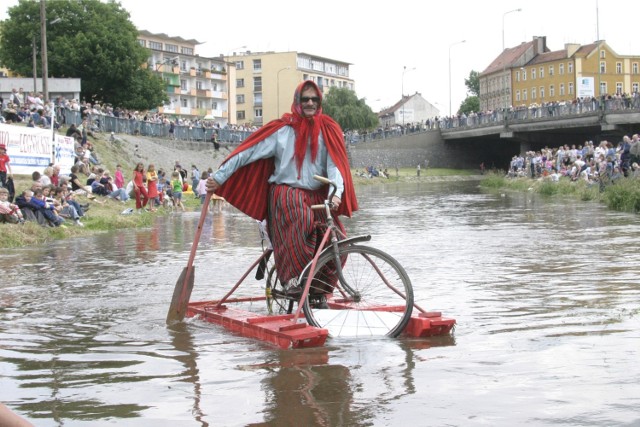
left=295, top=175, right=429, bottom=318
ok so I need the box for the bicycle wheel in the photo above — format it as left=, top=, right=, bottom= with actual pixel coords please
left=265, top=264, right=294, bottom=315
left=301, top=245, right=414, bottom=338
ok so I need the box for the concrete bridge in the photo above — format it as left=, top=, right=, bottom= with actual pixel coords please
left=348, top=107, right=640, bottom=171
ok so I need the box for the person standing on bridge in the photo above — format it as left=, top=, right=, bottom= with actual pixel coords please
left=206, top=80, right=358, bottom=306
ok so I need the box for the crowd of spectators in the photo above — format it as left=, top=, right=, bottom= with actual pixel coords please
left=506, top=133, right=640, bottom=189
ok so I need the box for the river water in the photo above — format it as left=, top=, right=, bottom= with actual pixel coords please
left=1, top=180, right=639, bottom=427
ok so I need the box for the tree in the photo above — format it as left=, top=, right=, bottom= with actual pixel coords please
left=321, top=88, right=379, bottom=132
left=464, top=70, right=480, bottom=97
left=458, top=70, right=480, bottom=115
left=0, top=0, right=167, bottom=109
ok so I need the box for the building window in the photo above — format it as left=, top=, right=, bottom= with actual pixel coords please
left=196, top=81, right=204, bottom=90
left=180, top=79, right=187, bottom=90
left=549, top=65, right=554, bottom=76
left=254, top=93, right=262, bottom=106
left=532, top=87, right=536, bottom=100
left=600, top=82, right=607, bottom=95
left=539, top=67, right=544, bottom=79
left=560, top=83, right=565, bottom=96
left=137, top=39, right=146, bottom=47
left=559, top=63, right=564, bottom=75
left=236, top=61, right=244, bottom=70
left=165, top=43, right=178, bottom=53
left=632, top=82, right=639, bottom=93
left=516, top=90, right=520, bottom=102
left=236, top=94, right=245, bottom=104
left=253, top=59, right=262, bottom=71
left=600, top=49, right=606, bottom=59
left=237, top=111, right=245, bottom=120
left=616, top=82, right=623, bottom=94
left=569, top=82, right=574, bottom=95
left=149, top=41, right=162, bottom=50
left=600, top=61, right=606, bottom=73
left=522, top=69, right=527, bottom=81
left=550, top=85, right=555, bottom=97
left=531, top=68, right=536, bottom=80
left=181, top=98, right=187, bottom=108
left=237, top=78, right=244, bottom=88
left=568, top=62, right=573, bottom=74
left=253, top=76, right=262, bottom=92
left=523, top=89, right=527, bottom=101
left=255, top=108, right=263, bottom=118
left=633, top=63, right=639, bottom=74
left=540, top=87, right=545, bottom=100
left=181, top=47, right=193, bottom=55
left=616, top=62, right=622, bottom=74
left=211, top=101, right=218, bottom=110
left=515, top=71, right=520, bottom=82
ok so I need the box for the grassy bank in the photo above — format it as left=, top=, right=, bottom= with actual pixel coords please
left=480, top=171, right=640, bottom=213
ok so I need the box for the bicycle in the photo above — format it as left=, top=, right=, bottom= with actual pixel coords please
left=170, top=175, right=416, bottom=341
left=264, top=175, right=414, bottom=338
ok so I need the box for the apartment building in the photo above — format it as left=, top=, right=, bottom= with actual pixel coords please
left=137, top=30, right=234, bottom=125
left=227, top=51, right=355, bottom=126
left=480, top=36, right=640, bottom=111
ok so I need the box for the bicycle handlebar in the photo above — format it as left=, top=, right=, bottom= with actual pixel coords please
left=312, top=175, right=337, bottom=210
left=312, top=175, right=331, bottom=185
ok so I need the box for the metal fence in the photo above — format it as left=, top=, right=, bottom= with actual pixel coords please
left=55, top=95, right=640, bottom=146
left=58, top=109, right=253, bottom=143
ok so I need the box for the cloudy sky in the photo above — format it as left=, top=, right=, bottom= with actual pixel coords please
left=4, top=0, right=640, bottom=115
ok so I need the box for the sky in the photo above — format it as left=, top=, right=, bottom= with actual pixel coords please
left=3, top=0, right=640, bottom=115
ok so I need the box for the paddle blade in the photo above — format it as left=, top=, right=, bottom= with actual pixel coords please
left=166, top=266, right=195, bottom=324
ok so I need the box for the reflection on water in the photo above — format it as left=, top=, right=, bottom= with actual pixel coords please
left=1, top=181, right=639, bottom=426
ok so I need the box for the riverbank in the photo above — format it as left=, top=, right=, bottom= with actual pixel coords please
left=1, top=128, right=477, bottom=248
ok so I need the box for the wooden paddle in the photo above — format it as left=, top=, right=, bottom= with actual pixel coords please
left=166, top=191, right=213, bottom=324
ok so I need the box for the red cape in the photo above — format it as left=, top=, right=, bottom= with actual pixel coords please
left=216, top=113, right=357, bottom=220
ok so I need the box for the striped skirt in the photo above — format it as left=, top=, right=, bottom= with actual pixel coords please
left=267, top=184, right=345, bottom=287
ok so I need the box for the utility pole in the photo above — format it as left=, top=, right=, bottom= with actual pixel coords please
left=40, top=0, right=49, bottom=102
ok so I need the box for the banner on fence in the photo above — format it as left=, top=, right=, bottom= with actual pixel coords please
left=0, top=124, right=75, bottom=175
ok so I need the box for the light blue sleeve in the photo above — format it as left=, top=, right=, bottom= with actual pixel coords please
left=213, top=132, right=278, bottom=185
left=326, top=155, right=344, bottom=199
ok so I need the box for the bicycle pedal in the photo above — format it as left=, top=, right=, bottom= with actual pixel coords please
left=283, top=286, right=303, bottom=299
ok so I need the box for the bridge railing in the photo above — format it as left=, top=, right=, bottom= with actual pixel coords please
left=441, top=96, right=640, bottom=132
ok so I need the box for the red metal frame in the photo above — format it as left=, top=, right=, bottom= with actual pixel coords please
left=184, top=203, right=455, bottom=348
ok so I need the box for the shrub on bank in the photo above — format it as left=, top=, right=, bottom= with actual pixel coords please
left=602, top=178, right=640, bottom=212
left=481, top=171, right=640, bottom=214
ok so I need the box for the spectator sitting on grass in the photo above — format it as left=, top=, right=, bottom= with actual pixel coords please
left=31, top=187, right=65, bottom=227
left=0, top=187, right=25, bottom=224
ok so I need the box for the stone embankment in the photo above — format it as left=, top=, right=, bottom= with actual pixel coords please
left=112, top=133, right=228, bottom=173
left=109, top=133, right=481, bottom=182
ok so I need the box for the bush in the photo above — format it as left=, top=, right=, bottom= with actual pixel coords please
left=603, top=179, right=640, bottom=213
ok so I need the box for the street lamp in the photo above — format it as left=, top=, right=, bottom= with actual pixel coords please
left=502, top=8, right=522, bottom=113
left=401, top=65, right=416, bottom=127
left=276, top=66, right=290, bottom=117
left=448, top=40, right=466, bottom=117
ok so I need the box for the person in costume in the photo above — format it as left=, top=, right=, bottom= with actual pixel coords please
left=206, top=80, right=358, bottom=302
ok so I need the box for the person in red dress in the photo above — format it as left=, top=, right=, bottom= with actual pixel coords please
left=146, top=163, right=159, bottom=211
left=133, top=162, right=149, bottom=212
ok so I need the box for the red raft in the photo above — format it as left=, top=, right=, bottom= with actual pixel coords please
left=186, top=296, right=455, bottom=350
